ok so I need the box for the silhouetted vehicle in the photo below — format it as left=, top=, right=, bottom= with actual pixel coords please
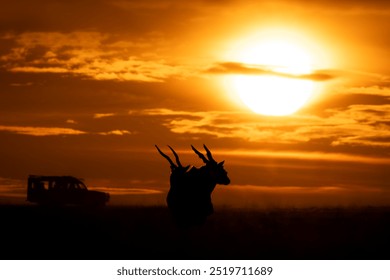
left=27, top=175, right=110, bottom=207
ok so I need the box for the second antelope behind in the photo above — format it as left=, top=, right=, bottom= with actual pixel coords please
left=155, top=144, right=230, bottom=227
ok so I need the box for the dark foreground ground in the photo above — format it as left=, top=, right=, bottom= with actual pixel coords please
left=1, top=204, right=390, bottom=260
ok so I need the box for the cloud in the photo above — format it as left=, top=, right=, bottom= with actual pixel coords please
left=341, top=85, right=390, bottom=97
left=10, top=66, right=68, bottom=74
left=98, top=130, right=132, bottom=136
left=134, top=107, right=390, bottom=147
left=205, top=62, right=337, bottom=81
left=220, top=149, right=390, bottom=164
left=0, top=125, right=134, bottom=137
left=325, top=104, right=390, bottom=147
left=0, top=177, right=25, bottom=198
left=132, top=108, right=315, bottom=142
left=136, top=108, right=323, bottom=143
left=0, top=125, right=86, bottom=136
left=90, top=186, right=162, bottom=195
left=94, top=113, right=116, bottom=119
left=10, top=82, right=34, bottom=87
left=1, top=32, right=184, bottom=82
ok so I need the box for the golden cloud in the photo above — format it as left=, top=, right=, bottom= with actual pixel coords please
left=206, top=62, right=337, bottom=81
left=98, top=130, right=132, bottom=136
left=93, top=113, right=116, bottom=119
left=1, top=32, right=185, bottom=82
left=135, top=106, right=390, bottom=147
left=0, top=125, right=86, bottom=136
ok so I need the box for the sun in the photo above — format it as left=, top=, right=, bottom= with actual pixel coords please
left=226, top=32, right=319, bottom=116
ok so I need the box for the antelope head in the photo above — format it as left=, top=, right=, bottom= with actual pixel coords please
left=191, top=144, right=230, bottom=185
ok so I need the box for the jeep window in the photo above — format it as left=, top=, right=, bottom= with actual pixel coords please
left=32, top=181, right=49, bottom=191
left=76, top=182, right=87, bottom=190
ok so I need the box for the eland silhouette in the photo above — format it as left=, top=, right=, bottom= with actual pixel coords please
left=156, top=144, right=230, bottom=227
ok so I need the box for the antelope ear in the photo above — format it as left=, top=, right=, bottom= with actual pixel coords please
left=218, top=161, right=225, bottom=166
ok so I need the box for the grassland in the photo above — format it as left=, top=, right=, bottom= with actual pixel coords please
left=0, top=204, right=389, bottom=260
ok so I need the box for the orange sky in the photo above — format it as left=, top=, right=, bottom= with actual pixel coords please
left=0, top=0, right=390, bottom=207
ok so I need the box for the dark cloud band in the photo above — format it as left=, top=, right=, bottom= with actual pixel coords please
left=206, top=62, right=337, bottom=81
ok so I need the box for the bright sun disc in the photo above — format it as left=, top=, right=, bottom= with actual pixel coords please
left=229, top=37, right=316, bottom=116
left=232, top=75, right=314, bottom=116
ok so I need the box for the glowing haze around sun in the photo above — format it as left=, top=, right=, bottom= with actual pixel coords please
left=227, top=30, right=322, bottom=116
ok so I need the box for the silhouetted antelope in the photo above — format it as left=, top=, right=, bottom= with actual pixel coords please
left=155, top=144, right=230, bottom=227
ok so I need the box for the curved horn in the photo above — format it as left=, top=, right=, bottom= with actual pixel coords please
left=168, top=145, right=183, bottom=167
left=203, top=144, right=216, bottom=163
left=191, top=145, right=208, bottom=163
left=155, top=145, right=177, bottom=168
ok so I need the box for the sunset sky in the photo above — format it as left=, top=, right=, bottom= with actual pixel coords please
left=1, top=0, right=390, bottom=207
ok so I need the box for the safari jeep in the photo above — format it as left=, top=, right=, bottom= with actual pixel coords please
left=27, top=175, right=110, bottom=207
